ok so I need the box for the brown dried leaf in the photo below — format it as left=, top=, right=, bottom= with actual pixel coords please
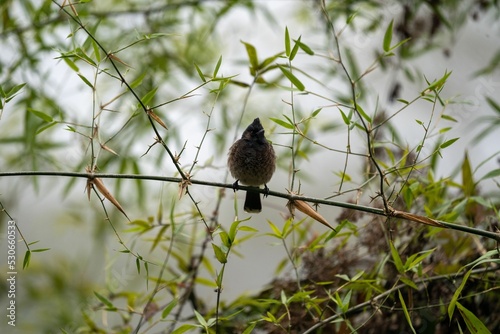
left=178, top=176, right=192, bottom=200
left=100, top=143, right=119, bottom=156
left=93, top=177, right=130, bottom=220
left=147, top=109, right=168, bottom=130
left=107, top=53, right=131, bottom=67
left=288, top=199, right=336, bottom=231
left=391, top=209, right=445, bottom=228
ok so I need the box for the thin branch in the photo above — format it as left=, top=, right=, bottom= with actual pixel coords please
left=1, top=170, right=499, bottom=242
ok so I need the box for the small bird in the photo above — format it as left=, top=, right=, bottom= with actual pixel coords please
left=228, top=118, right=276, bottom=213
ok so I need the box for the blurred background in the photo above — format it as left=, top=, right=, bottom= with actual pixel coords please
left=1, top=0, right=499, bottom=333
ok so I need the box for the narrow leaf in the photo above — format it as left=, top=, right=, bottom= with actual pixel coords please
left=23, top=250, right=31, bottom=269
left=213, top=55, right=222, bottom=78
left=212, top=243, right=227, bottom=263
left=448, top=269, right=472, bottom=319
left=294, top=39, right=314, bottom=55
left=390, top=242, right=404, bottom=274
left=383, top=20, right=394, bottom=52
left=398, top=290, right=416, bottom=334
left=241, top=41, right=259, bottom=74
left=440, top=138, right=459, bottom=149
left=285, top=26, right=291, bottom=57
left=456, top=302, right=491, bottom=334
left=28, top=108, right=53, bottom=122
left=92, top=177, right=130, bottom=220
left=77, top=73, right=94, bottom=89
left=461, top=153, right=475, bottom=197
left=194, top=63, right=206, bottom=82
left=278, top=65, right=305, bottom=91
left=161, top=299, right=178, bottom=319
left=270, top=117, right=294, bottom=129
left=355, top=103, right=372, bottom=123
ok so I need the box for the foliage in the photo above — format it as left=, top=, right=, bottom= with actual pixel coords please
left=1, top=0, right=499, bottom=333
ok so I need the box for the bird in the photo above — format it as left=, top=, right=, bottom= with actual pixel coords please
left=228, top=118, right=276, bottom=213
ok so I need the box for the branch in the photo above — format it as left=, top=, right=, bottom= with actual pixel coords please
left=1, top=171, right=499, bottom=242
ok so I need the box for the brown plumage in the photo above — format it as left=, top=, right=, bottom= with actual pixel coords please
left=228, top=118, right=276, bottom=213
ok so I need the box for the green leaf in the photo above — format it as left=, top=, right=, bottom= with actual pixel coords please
left=440, top=137, right=459, bottom=149
left=311, top=108, right=322, bottom=117
left=194, top=309, right=207, bottom=327
left=294, top=39, right=314, bottom=55
left=228, top=219, right=241, bottom=243
left=194, top=63, right=206, bottom=82
left=161, top=299, right=178, bottom=319
left=136, top=257, right=141, bottom=274
left=31, top=248, right=50, bottom=253
left=219, top=230, right=231, bottom=248
left=94, top=291, right=116, bottom=310
left=241, top=41, right=259, bottom=75
left=141, top=87, right=158, bottom=105
left=36, top=122, right=57, bottom=135
left=441, top=114, right=458, bottom=122
left=77, top=73, right=94, bottom=89
left=130, top=72, right=147, bottom=88
left=480, top=168, right=500, bottom=181
left=398, top=290, right=416, bottom=334
left=92, top=40, right=101, bottom=63
left=448, top=269, right=472, bottom=319
left=212, top=243, right=227, bottom=263
left=242, top=323, right=257, bottom=334
left=355, top=103, right=372, bottom=123
left=270, top=117, right=294, bottom=129
left=63, top=58, right=79, bottom=72
left=28, top=108, right=53, bottom=122
left=486, top=96, right=500, bottom=115
left=278, top=65, right=305, bottom=91
left=285, top=26, right=291, bottom=57
left=390, top=242, right=404, bottom=274
left=23, top=250, right=31, bottom=269
left=171, top=324, right=199, bottom=334
left=267, top=220, right=282, bottom=238
left=456, top=302, right=491, bottom=334
left=422, top=71, right=452, bottom=93
left=289, top=36, right=301, bottom=61
left=462, top=153, right=475, bottom=197
left=259, top=52, right=284, bottom=70
left=383, top=20, right=394, bottom=52
left=213, top=55, right=222, bottom=78
left=400, top=276, right=418, bottom=290
left=339, top=109, right=351, bottom=125
left=6, top=83, right=26, bottom=98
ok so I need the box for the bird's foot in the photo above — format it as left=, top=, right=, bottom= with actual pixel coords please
left=263, top=184, right=270, bottom=198
left=232, top=180, right=240, bottom=192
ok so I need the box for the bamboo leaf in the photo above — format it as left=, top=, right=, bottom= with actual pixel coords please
left=270, top=117, right=294, bottom=129
left=398, top=290, right=416, bottom=334
left=194, top=63, right=206, bottom=82
left=390, top=241, right=404, bottom=274
left=241, top=41, right=259, bottom=75
left=212, top=243, right=227, bottom=263
left=28, top=108, right=53, bottom=122
left=285, top=26, right=291, bottom=57
left=456, top=302, right=491, bottom=334
left=278, top=65, right=305, bottom=91
left=440, top=138, right=459, bottom=149
left=448, top=269, right=472, bottom=319
left=213, top=55, right=222, bottom=78
left=383, top=20, right=394, bottom=52
left=161, top=299, right=178, bottom=319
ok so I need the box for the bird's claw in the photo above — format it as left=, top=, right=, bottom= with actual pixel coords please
left=232, top=180, right=240, bottom=192
left=263, top=184, right=270, bottom=198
